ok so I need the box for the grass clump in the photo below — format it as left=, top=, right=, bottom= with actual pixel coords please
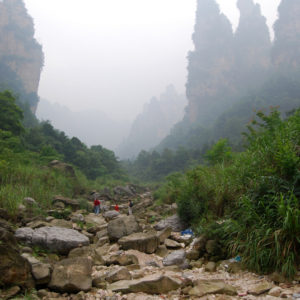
left=156, top=109, right=300, bottom=277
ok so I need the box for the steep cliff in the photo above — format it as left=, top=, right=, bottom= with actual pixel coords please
left=234, top=0, right=271, bottom=92
left=117, top=85, right=187, bottom=159
left=272, top=0, right=300, bottom=75
left=0, top=0, right=44, bottom=112
left=186, top=0, right=235, bottom=125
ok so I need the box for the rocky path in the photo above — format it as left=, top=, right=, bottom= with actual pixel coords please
left=1, top=188, right=300, bottom=300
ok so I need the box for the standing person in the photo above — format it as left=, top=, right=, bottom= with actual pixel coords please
left=128, top=200, right=133, bottom=215
left=114, top=203, right=119, bottom=212
left=94, top=198, right=101, bottom=215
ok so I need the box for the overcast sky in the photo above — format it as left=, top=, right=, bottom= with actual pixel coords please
left=24, top=0, right=281, bottom=121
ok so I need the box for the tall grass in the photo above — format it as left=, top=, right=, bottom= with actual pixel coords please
left=156, top=109, right=300, bottom=277
left=0, top=162, right=81, bottom=214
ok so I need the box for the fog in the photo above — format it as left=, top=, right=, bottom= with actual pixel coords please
left=25, top=0, right=280, bottom=123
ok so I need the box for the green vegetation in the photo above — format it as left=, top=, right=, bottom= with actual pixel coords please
left=0, top=91, right=127, bottom=214
left=156, top=109, right=300, bottom=277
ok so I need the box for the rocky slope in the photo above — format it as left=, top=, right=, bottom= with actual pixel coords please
left=1, top=184, right=300, bottom=299
left=0, top=0, right=44, bottom=112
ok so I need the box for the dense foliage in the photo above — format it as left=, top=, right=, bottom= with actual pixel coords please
left=0, top=91, right=126, bottom=213
left=156, top=109, right=300, bottom=277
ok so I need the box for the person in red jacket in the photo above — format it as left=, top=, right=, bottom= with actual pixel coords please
left=114, top=203, right=119, bottom=212
left=94, top=198, right=101, bottom=215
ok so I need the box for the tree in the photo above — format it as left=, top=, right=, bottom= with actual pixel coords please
left=0, top=90, right=24, bottom=135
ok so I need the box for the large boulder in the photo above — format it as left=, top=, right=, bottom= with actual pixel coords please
left=49, top=160, right=75, bottom=177
left=189, top=279, right=237, bottom=297
left=109, top=273, right=183, bottom=294
left=0, top=228, right=34, bottom=288
left=105, top=267, right=132, bottom=283
left=84, top=214, right=107, bottom=227
left=48, top=257, right=92, bottom=293
left=163, top=250, right=187, bottom=268
left=68, top=245, right=104, bottom=265
left=15, top=226, right=89, bottom=255
left=154, top=214, right=187, bottom=232
left=22, top=253, right=52, bottom=285
left=52, top=195, right=79, bottom=211
left=118, top=232, right=159, bottom=254
left=107, top=215, right=141, bottom=242
left=103, top=210, right=120, bottom=221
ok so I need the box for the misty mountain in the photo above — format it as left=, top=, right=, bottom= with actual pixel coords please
left=36, top=99, right=131, bottom=151
left=157, top=0, right=300, bottom=153
left=0, top=0, right=43, bottom=113
left=117, top=85, right=186, bottom=159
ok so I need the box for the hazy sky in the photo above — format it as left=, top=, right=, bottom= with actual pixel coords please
left=24, top=0, right=280, bottom=121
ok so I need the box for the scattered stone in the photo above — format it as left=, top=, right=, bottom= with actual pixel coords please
left=205, top=261, right=217, bottom=272
left=162, top=249, right=186, bottom=268
left=49, top=160, right=75, bottom=177
left=68, top=245, right=104, bottom=265
left=15, top=226, right=89, bottom=255
left=155, top=245, right=168, bottom=257
left=48, top=257, right=92, bottom=293
left=189, top=279, right=237, bottom=297
left=107, top=215, right=141, bottom=242
left=154, top=214, right=187, bottom=232
left=268, top=286, right=283, bottom=297
left=71, top=213, right=85, bottom=223
left=156, top=227, right=172, bottom=243
left=23, top=197, right=37, bottom=207
left=104, top=210, right=120, bottom=221
left=0, top=228, right=34, bottom=288
left=118, top=232, right=159, bottom=254
left=105, top=267, right=132, bottom=283
left=109, top=273, right=183, bottom=294
left=0, top=286, right=21, bottom=300
left=50, top=219, right=73, bottom=229
left=164, top=238, right=182, bottom=249
left=248, top=280, right=274, bottom=295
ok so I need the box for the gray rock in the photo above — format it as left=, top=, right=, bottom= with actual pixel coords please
left=164, top=238, right=182, bottom=249
left=109, top=273, right=183, bottom=294
left=118, top=232, right=159, bottom=254
left=205, top=261, right=216, bottom=272
left=189, top=279, right=237, bottom=297
left=52, top=195, right=79, bottom=210
left=15, top=226, right=89, bottom=255
left=107, top=215, right=141, bottom=242
left=23, top=197, right=37, bottom=207
left=163, top=249, right=186, bottom=267
left=157, top=227, right=172, bottom=243
left=71, top=213, right=85, bottom=223
left=154, top=214, right=187, bottom=232
left=0, top=228, right=34, bottom=288
left=103, top=210, right=120, bottom=221
left=105, top=267, right=131, bottom=283
left=48, top=257, right=92, bottom=293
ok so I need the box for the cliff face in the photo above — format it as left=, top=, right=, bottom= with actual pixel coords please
left=0, top=0, right=44, bottom=112
left=185, top=0, right=271, bottom=126
left=186, top=0, right=235, bottom=125
left=234, top=0, right=271, bottom=91
left=117, top=85, right=187, bottom=159
left=272, top=0, right=300, bottom=75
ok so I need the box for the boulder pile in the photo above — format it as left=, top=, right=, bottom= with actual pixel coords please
left=0, top=190, right=300, bottom=300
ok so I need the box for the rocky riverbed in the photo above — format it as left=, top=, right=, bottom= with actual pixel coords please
left=1, top=188, right=300, bottom=300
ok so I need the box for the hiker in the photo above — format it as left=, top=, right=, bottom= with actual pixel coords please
left=128, top=200, right=133, bottom=215
left=94, top=198, right=101, bottom=215
left=114, top=203, right=119, bottom=212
